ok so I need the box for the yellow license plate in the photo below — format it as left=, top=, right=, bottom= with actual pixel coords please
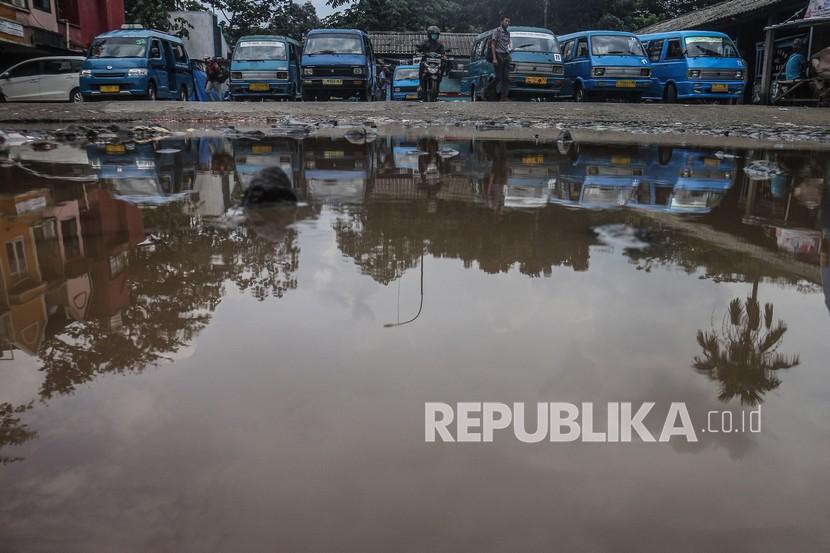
left=611, top=155, right=631, bottom=166
left=249, top=83, right=269, bottom=92
left=100, top=85, right=120, bottom=93
left=105, top=144, right=126, bottom=154
left=252, top=145, right=273, bottom=154
left=522, top=155, right=544, bottom=165
left=526, top=76, right=548, bottom=85
left=704, top=158, right=720, bottom=167
left=322, top=79, right=343, bottom=86
left=405, top=94, right=418, bottom=100
left=324, top=150, right=345, bottom=159
left=616, top=80, right=636, bottom=88
left=711, top=83, right=729, bottom=92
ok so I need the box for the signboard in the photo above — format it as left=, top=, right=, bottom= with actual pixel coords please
left=16, top=195, right=47, bottom=215
left=0, top=18, right=24, bottom=38
left=805, top=0, right=830, bottom=19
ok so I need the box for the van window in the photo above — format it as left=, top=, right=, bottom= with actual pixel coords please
left=70, top=59, right=84, bottom=72
left=173, top=43, right=188, bottom=63
left=591, top=35, right=645, bottom=56
left=9, top=61, right=40, bottom=78
left=562, top=40, right=574, bottom=61
left=666, top=39, right=683, bottom=59
left=646, top=39, right=664, bottom=62
left=44, top=59, right=76, bottom=74
left=236, top=41, right=287, bottom=61
left=511, top=32, right=560, bottom=54
left=150, top=39, right=163, bottom=59
left=304, top=34, right=364, bottom=55
left=576, top=39, right=589, bottom=59
left=684, top=35, right=738, bottom=58
left=90, top=37, right=148, bottom=58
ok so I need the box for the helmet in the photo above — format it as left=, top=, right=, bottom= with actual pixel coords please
left=427, top=25, right=441, bottom=39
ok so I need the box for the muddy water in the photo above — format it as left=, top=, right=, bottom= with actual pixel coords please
left=0, top=133, right=828, bottom=552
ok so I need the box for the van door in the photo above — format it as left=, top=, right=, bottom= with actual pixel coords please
left=2, top=60, right=42, bottom=101
left=171, top=42, right=191, bottom=99
left=573, top=37, right=591, bottom=82
left=41, top=58, right=76, bottom=101
left=149, top=38, right=170, bottom=96
left=364, top=36, right=377, bottom=98
left=561, top=40, right=574, bottom=95
left=645, top=39, right=665, bottom=97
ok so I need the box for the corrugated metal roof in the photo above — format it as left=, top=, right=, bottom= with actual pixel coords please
left=369, top=32, right=478, bottom=56
left=638, top=0, right=786, bottom=33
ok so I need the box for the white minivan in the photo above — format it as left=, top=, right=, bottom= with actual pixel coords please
left=0, top=56, right=86, bottom=103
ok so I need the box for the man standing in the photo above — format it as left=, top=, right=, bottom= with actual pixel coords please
left=491, top=15, right=512, bottom=101
left=785, top=38, right=807, bottom=81
left=205, top=57, right=224, bottom=102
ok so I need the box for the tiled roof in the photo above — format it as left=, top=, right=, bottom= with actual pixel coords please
left=638, top=0, right=787, bottom=33
left=369, top=32, right=478, bottom=56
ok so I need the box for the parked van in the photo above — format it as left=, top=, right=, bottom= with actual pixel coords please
left=301, top=29, right=380, bottom=101
left=391, top=65, right=420, bottom=101
left=558, top=31, right=652, bottom=102
left=464, top=27, right=564, bottom=101
left=0, top=57, right=86, bottom=103
left=80, top=25, right=194, bottom=101
left=639, top=31, right=746, bottom=103
left=229, top=35, right=301, bottom=101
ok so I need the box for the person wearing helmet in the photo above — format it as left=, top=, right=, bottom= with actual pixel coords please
left=416, top=26, right=447, bottom=100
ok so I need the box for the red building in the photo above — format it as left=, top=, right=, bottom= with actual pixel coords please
left=57, top=0, right=124, bottom=51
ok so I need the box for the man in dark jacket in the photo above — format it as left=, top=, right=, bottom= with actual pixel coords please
left=417, top=25, right=446, bottom=100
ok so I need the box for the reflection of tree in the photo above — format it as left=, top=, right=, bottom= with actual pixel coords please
left=693, top=295, right=799, bottom=405
left=0, top=402, right=36, bottom=465
left=334, top=201, right=607, bottom=284
left=37, top=200, right=318, bottom=400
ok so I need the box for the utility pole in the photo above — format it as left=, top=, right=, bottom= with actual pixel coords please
left=544, top=0, right=549, bottom=29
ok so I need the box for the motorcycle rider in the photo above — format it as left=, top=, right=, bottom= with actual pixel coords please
left=416, top=25, right=447, bottom=101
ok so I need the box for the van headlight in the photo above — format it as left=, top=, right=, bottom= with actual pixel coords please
left=353, top=67, right=365, bottom=75
left=592, top=67, right=605, bottom=76
left=688, top=70, right=701, bottom=78
left=735, top=70, right=744, bottom=79
left=80, top=69, right=92, bottom=77
left=303, top=67, right=314, bottom=76
left=128, top=68, right=148, bottom=77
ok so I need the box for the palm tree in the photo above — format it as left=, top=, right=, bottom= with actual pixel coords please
left=693, top=295, right=799, bottom=405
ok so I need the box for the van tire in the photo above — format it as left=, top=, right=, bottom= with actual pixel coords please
left=147, top=81, right=157, bottom=101
left=179, top=86, right=188, bottom=101
left=69, top=88, right=83, bottom=103
left=664, top=83, right=677, bottom=104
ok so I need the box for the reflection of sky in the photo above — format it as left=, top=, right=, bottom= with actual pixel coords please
left=1, top=209, right=829, bottom=551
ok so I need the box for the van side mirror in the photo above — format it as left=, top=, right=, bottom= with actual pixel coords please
left=0, top=72, right=8, bottom=79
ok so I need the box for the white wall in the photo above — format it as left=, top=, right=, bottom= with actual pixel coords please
left=168, top=11, right=229, bottom=60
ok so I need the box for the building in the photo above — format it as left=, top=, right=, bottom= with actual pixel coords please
left=0, top=0, right=124, bottom=68
left=368, top=31, right=477, bottom=68
left=168, top=10, right=228, bottom=60
left=638, top=0, right=826, bottom=103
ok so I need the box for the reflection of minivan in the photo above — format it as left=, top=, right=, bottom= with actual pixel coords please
left=229, top=35, right=302, bottom=101
left=0, top=57, right=85, bottom=103
left=558, top=31, right=652, bottom=102
left=464, top=27, right=564, bottom=101
left=80, top=25, right=194, bottom=101
left=639, top=31, right=746, bottom=103
left=301, top=29, right=380, bottom=101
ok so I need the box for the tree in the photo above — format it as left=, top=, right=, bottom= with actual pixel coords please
left=124, top=0, right=204, bottom=36
left=693, top=295, right=800, bottom=405
left=205, top=0, right=320, bottom=43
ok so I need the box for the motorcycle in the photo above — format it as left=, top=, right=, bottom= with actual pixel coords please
left=419, top=51, right=448, bottom=103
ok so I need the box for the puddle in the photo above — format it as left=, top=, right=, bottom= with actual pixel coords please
left=0, top=131, right=828, bottom=551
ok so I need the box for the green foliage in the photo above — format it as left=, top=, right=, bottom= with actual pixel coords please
left=125, top=0, right=203, bottom=37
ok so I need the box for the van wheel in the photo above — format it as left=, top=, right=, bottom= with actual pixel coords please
left=664, top=83, right=677, bottom=103
left=147, top=82, right=157, bottom=101
left=69, top=88, right=83, bottom=103
left=574, top=83, right=587, bottom=102
left=179, top=87, right=188, bottom=101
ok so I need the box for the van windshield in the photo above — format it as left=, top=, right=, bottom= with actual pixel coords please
left=235, top=41, right=287, bottom=61
left=511, top=32, right=560, bottom=54
left=684, top=36, right=738, bottom=58
left=89, top=37, right=148, bottom=58
left=395, top=68, right=419, bottom=80
left=591, top=35, right=645, bottom=57
left=305, top=35, right=364, bottom=55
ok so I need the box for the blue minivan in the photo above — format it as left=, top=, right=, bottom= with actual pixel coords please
left=80, top=25, right=194, bottom=101
left=558, top=31, right=652, bottom=102
left=301, top=29, right=380, bottom=101
left=463, top=26, right=564, bottom=101
left=229, top=35, right=302, bottom=101
left=639, top=31, right=747, bottom=103
left=391, top=65, right=420, bottom=101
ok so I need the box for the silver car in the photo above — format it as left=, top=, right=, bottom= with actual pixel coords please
left=0, top=56, right=86, bottom=103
